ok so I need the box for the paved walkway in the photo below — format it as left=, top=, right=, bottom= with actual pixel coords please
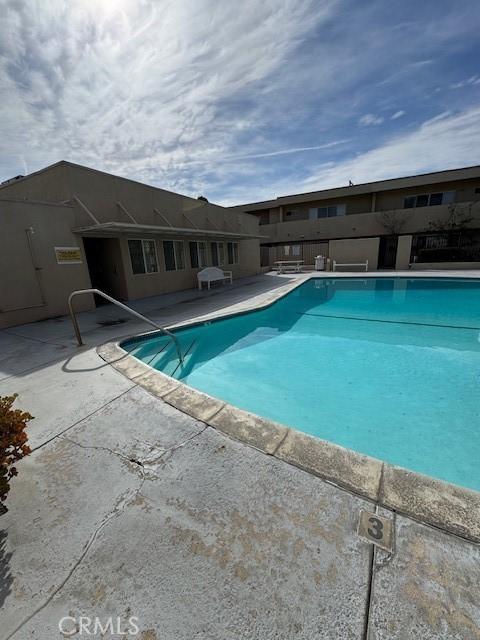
left=1, top=274, right=479, bottom=639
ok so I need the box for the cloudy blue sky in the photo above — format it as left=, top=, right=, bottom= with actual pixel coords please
left=1, top=0, right=479, bottom=205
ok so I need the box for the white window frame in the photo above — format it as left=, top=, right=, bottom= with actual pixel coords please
left=127, top=238, right=159, bottom=275
left=174, top=240, right=185, bottom=270
left=227, top=241, right=239, bottom=265
left=211, top=241, right=225, bottom=266
left=404, top=191, right=456, bottom=208
left=163, top=240, right=185, bottom=271
left=308, top=204, right=346, bottom=219
left=189, top=241, right=207, bottom=268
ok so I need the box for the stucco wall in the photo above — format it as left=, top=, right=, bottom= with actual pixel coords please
left=0, top=199, right=94, bottom=329
left=375, top=178, right=480, bottom=211
left=395, top=235, right=413, bottom=269
left=119, top=236, right=260, bottom=301
left=260, top=202, right=480, bottom=245
left=282, top=194, right=373, bottom=219
left=410, top=261, right=480, bottom=270
left=329, top=237, right=380, bottom=271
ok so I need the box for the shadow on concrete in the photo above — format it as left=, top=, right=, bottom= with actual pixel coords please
left=0, top=528, right=13, bottom=608
left=60, top=341, right=131, bottom=374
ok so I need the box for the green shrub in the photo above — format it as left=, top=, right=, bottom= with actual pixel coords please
left=0, top=394, right=33, bottom=511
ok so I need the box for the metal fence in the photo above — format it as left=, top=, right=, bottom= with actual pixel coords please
left=411, top=232, right=480, bottom=263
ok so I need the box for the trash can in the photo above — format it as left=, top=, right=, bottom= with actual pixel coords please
left=315, top=255, right=325, bottom=271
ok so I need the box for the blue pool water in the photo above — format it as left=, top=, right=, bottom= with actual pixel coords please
left=123, top=278, right=480, bottom=491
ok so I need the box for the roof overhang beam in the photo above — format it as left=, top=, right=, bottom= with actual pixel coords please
left=72, top=221, right=266, bottom=240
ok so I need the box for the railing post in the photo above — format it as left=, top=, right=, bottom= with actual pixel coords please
left=68, top=292, right=84, bottom=346
left=67, top=289, right=183, bottom=362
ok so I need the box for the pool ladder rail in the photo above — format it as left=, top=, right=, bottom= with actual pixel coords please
left=137, top=337, right=196, bottom=377
left=68, top=288, right=184, bottom=364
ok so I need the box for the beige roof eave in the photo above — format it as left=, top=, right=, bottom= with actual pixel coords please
left=72, top=221, right=267, bottom=240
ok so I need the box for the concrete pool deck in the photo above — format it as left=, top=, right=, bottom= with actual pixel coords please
left=1, top=271, right=479, bottom=639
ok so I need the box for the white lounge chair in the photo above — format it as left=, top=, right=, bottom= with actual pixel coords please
left=197, top=267, right=233, bottom=290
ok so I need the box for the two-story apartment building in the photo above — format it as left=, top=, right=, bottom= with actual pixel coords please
left=0, top=161, right=261, bottom=329
left=229, top=166, right=480, bottom=271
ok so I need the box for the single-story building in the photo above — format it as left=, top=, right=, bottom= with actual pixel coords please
left=0, top=161, right=262, bottom=329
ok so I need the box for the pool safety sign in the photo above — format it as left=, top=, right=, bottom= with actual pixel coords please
left=55, top=246, right=83, bottom=264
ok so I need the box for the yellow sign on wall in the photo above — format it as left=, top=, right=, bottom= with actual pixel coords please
left=55, top=246, right=83, bottom=264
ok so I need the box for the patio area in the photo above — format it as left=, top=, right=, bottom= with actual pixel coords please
left=1, top=273, right=479, bottom=639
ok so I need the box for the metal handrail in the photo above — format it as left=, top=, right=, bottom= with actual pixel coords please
left=68, top=288, right=183, bottom=363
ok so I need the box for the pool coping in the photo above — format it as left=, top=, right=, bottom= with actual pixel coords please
left=97, top=274, right=480, bottom=543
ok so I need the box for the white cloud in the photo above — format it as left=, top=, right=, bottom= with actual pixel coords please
left=391, top=110, right=406, bottom=120
left=304, top=107, right=480, bottom=188
left=421, top=111, right=452, bottom=126
left=450, top=75, right=480, bottom=89
left=180, top=140, right=349, bottom=165
left=409, top=59, right=434, bottom=68
left=1, top=0, right=479, bottom=203
left=0, top=0, right=337, bottom=191
left=359, top=113, right=384, bottom=126
left=222, top=107, right=480, bottom=205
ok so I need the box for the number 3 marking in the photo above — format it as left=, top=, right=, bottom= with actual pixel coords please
left=367, top=516, right=384, bottom=540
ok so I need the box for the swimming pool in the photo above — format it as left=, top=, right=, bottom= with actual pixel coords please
left=122, top=277, right=480, bottom=491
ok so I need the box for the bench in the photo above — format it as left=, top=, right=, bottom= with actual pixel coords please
left=197, top=267, right=233, bottom=290
left=332, top=260, right=369, bottom=272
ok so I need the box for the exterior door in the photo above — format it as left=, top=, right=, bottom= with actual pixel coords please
left=83, top=237, right=127, bottom=304
left=378, top=236, right=398, bottom=269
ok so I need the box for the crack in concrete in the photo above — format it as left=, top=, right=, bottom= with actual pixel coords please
left=60, top=435, right=143, bottom=469
left=5, top=477, right=145, bottom=640
left=362, top=544, right=376, bottom=640
left=271, top=428, right=289, bottom=456
left=203, top=403, right=226, bottom=423
left=5, top=422, right=209, bottom=637
left=30, top=386, right=136, bottom=454
left=140, top=425, right=208, bottom=470
left=377, top=462, right=385, bottom=503
left=374, top=510, right=397, bottom=572
left=61, top=425, right=207, bottom=478
left=361, top=503, right=398, bottom=638
left=361, top=491, right=394, bottom=639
